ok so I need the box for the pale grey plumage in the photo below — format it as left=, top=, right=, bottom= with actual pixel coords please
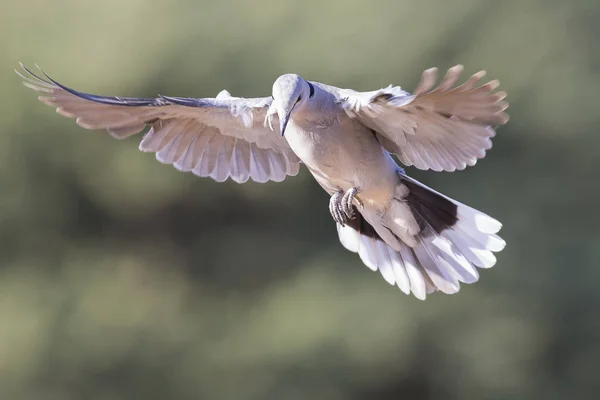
left=16, top=63, right=509, bottom=300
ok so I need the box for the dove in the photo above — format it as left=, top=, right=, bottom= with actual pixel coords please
left=16, top=63, right=509, bottom=300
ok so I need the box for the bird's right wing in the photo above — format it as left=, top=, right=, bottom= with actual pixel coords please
left=17, top=64, right=301, bottom=183
left=338, top=65, right=509, bottom=172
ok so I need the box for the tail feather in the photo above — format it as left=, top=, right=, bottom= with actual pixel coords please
left=359, top=236, right=380, bottom=272
left=336, top=174, right=505, bottom=300
left=443, top=228, right=496, bottom=269
left=375, top=240, right=397, bottom=286
left=431, top=234, right=480, bottom=283
left=398, top=243, right=428, bottom=299
left=387, top=246, right=410, bottom=295
left=414, top=235, right=460, bottom=294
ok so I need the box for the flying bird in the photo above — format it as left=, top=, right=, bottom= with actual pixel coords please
left=16, top=63, right=509, bottom=300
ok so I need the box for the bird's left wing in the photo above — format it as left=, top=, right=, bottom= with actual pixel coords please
left=17, top=64, right=301, bottom=183
left=337, top=65, right=509, bottom=172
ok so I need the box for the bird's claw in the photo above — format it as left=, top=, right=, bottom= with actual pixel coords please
left=329, top=187, right=359, bottom=226
left=341, top=187, right=358, bottom=220
left=329, top=192, right=345, bottom=225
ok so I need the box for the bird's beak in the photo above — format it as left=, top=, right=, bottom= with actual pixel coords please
left=279, top=111, right=291, bottom=137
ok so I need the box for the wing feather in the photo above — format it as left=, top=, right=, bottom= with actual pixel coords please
left=340, top=65, right=509, bottom=172
left=17, top=64, right=301, bottom=183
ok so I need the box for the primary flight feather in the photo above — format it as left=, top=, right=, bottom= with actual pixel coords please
left=16, top=63, right=509, bottom=300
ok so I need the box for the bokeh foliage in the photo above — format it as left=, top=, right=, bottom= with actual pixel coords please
left=1, top=0, right=599, bottom=398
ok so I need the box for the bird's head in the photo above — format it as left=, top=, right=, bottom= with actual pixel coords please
left=271, top=74, right=315, bottom=136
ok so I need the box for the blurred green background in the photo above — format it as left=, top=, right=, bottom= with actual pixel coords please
left=1, top=0, right=599, bottom=399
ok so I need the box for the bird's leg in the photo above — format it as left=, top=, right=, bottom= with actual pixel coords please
left=329, top=191, right=346, bottom=225
left=341, top=187, right=360, bottom=220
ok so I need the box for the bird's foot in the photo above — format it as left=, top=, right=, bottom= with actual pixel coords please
left=329, top=187, right=360, bottom=226
left=341, top=187, right=359, bottom=220
left=329, top=192, right=345, bottom=225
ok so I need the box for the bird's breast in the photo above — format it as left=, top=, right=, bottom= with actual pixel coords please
left=283, top=115, right=399, bottom=196
left=283, top=119, right=341, bottom=167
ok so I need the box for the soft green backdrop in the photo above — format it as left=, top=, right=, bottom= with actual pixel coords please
left=1, top=0, right=598, bottom=399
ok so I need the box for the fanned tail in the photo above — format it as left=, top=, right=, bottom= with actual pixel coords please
left=337, top=173, right=505, bottom=300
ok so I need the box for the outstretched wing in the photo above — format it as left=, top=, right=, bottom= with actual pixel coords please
left=339, top=65, right=509, bottom=172
left=17, top=64, right=301, bottom=183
